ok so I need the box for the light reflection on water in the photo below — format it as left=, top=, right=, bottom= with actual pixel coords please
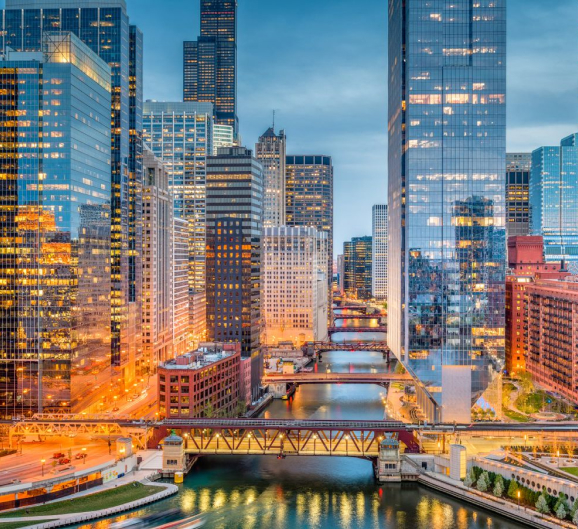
left=72, top=343, right=526, bottom=528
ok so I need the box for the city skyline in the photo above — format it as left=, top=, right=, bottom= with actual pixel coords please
left=68, top=0, right=578, bottom=254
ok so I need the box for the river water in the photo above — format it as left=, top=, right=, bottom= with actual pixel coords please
left=78, top=326, right=526, bottom=529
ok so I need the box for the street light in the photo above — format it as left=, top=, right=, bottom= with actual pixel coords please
left=82, top=447, right=87, bottom=464
left=557, top=450, right=560, bottom=468
left=216, top=433, right=220, bottom=451
left=248, top=433, right=252, bottom=452
left=517, top=490, right=520, bottom=509
left=313, top=434, right=317, bottom=454
left=41, top=459, right=45, bottom=477
left=345, top=434, right=350, bottom=454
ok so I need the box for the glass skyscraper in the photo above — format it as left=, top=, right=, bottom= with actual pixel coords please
left=506, top=153, right=531, bottom=238
left=372, top=205, right=388, bottom=300
left=184, top=0, right=238, bottom=135
left=388, top=0, right=506, bottom=422
left=2, top=0, right=145, bottom=391
left=143, top=101, right=214, bottom=347
left=0, top=33, right=112, bottom=418
left=206, top=147, right=263, bottom=400
left=343, top=237, right=373, bottom=301
left=530, top=134, right=578, bottom=268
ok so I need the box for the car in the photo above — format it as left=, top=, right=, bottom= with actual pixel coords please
left=53, top=452, right=65, bottom=459
left=58, top=458, right=70, bottom=465
left=74, top=453, right=87, bottom=460
left=11, top=479, right=21, bottom=484
left=112, top=407, right=120, bottom=412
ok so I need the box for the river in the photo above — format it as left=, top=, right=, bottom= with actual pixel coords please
left=76, top=322, right=526, bottom=529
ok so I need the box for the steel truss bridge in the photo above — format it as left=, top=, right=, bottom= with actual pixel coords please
left=263, top=372, right=410, bottom=386
left=164, top=419, right=421, bottom=456
left=8, top=414, right=151, bottom=449
left=328, top=326, right=387, bottom=334
left=334, top=305, right=367, bottom=313
left=333, top=314, right=381, bottom=321
left=302, top=342, right=391, bottom=355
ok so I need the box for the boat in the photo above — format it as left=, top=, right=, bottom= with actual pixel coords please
left=155, top=514, right=206, bottom=528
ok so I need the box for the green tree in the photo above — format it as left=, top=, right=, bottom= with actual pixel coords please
left=493, top=475, right=504, bottom=498
left=204, top=402, right=215, bottom=418
left=536, top=494, right=550, bottom=515
left=507, top=479, right=519, bottom=500
left=518, top=371, right=535, bottom=396
left=573, top=508, right=578, bottom=526
left=464, top=468, right=476, bottom=488
left=236, top=400, right=247, bottom=417
left=477, top=471, right=490, bottom=493
left=556, top=503, right=567, bottom=520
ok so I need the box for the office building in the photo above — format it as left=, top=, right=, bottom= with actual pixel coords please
left=337, top=255, right=345, bottom=296
left=530, top=134, right=578, bottom=268
left=372, top=205, right=388, bottom=300
left=256, top=128, right=287, bottom=228
left=527, top=279, right=578, bottom=406
left=142, top=149, right=173, bottom=372
left=388, top=0, right=507, bottom=422
left=213, top=124, right=235, bottom=155
left=0, top=33, right=112, bottom=417
left=262, top=227, right=329, bottom=346
left=506, top=154, right=531, bottom=238
left=343, top=237, right=373, bottom=300
left=183, top=0, right=238, bottom=135
left=143, top=101, right=214, bottom=347
left=286, top=155, right=333, bottom=288
left=206, top=147, right=263, bottom=400
left=505, top=237, right=569, bottom=376
left=158, top=343, right=241, bottom=419
left=2, top=0, right=145, bottom=392
left=173, top=218, right=191, bottom=357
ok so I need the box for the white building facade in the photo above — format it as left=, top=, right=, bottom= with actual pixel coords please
left=262, top=227, right=328, bottom=346
left=372, top=204, right=388, bottom=300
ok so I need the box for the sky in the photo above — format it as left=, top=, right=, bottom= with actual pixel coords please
left=5, top=0, right=576, bottom=254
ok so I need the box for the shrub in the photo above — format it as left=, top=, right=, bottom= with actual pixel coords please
left=536, top=494, right=550, bottom=515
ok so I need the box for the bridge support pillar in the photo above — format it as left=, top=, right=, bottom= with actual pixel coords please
left=376, top=435, right=402, bottom=483
left=268, top=383, right=288, bottom=399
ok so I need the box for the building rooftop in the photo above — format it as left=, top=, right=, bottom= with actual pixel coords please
left=6, top=0, right=127, bottom=12
left=144, top=100, right=213, bottom=116
left=160, top=343, right=240, bottom=371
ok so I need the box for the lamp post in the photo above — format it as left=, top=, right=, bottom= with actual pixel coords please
left=313, top=434, right=317, bottom=454
left=248, top=433, right=252, bottom=452
left=41, top=459, right=45, bottom=477
left=345, top=434, right=350, bottom=454
left=216, top=433, right=220, bottom=451
left=82, top=447, right=87, bottom=464
left=517, top=490, right=520, bottom=509
left=557, top=450, right=560, bottom=468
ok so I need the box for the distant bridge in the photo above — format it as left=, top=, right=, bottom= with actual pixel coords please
left=333, top=314, right=383, bottom=321
left=329, top=326, right=387, bottom=334
left=334, top=305, right=367, bottom=313
left=302, top=342, right=391, bottom=355
left=263, top=372, right=410, bottom=386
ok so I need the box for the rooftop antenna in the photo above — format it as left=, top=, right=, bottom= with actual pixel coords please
left=272, top=109, right=279, bottom=130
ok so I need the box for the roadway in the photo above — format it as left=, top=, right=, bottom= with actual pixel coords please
left=263, top=373, right=410, bottom=385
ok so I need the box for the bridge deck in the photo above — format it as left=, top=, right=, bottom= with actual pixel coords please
left=263, top=373, right=410, bottom=384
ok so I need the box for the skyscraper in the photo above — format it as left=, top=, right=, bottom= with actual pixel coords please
left=286, top=155, right=334, bottom=289
left=173, top=218, right=191, bottom=357
left=262, top=227, right=328, bottom=345
left=530, top=134, right=578, bottom=268
left=372, top=205, right=388, bottom=300
left=142, top=148, right=174, bottom=372
left=0, top=33, right=112, bottom=417
left=343, top=237, right=373, bottom=300
left=256, top=128, right=287, bottom=228
left=184, top=0, right=238, bottom=135
left=506, top=153, right=531, bottom=238
left=143, top=101, right=214, bottom=347
left=2, top=0, right=145, bottom=392
left=388, top=0, right=506, bottom=422
left=206, top=147, right=263, bottom=400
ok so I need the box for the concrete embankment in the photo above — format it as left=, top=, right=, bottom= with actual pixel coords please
left=1, top=481, right=178, bottom=529
left=418, top=473, right=575, bottom=529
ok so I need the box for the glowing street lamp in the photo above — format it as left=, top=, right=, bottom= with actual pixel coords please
left=216, top=433, right=220, bottom=451
left=41, top=458, right=46, bottom=476
left=517, top=490, right=520, bottom=509
left=248, top=433, right=252, bottom=452
left=313, top=434, right=318, bottom=454
left=345, top=434, right=350, bottom=454
left=82, top=447, right=87, bottom=464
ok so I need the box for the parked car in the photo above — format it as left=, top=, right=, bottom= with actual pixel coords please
left=58, top=458, right=70, bottom=465
left=74, top=453, right=87, bottom=460
left=53, top=452, right=65, bottom=459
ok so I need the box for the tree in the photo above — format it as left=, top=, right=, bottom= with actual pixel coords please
left=464, top=468, right=476, bottom=488
left=493, top=475, right=504, bottom=498
left=518, top=371, right=535, bottom=395
left=507, top=479, right=519, bottom=499
left=571, top=498, right=578, bottom=518
left=556, top=503, right=567, bottom=520
left=204, top=402, right=215, bottom=418
left=477, top=471, right=490, bottom=493
left=536, top=494, right=550, bottom=515
left=573, top=508, right=578, bottom=526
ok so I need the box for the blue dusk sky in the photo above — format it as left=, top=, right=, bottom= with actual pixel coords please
left=5, top=0, right=576, bottom=254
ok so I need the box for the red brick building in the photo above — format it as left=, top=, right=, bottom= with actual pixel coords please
left=526, top=279, right=578, bottom=405
left=158, top=342, right=241, bottom=419
left=505, top=237, right=569, bottom=375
